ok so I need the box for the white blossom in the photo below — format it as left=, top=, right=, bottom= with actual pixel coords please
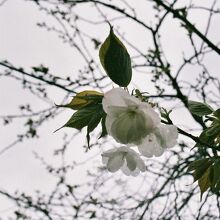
left=102, top=88, right=178, bottom=160
left=138, top=124, right=178, bottom=157
left=102, top=88, right=160, bottom=145
left=102, top=146, right=146, bottom=176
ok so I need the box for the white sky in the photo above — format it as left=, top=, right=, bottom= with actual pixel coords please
left=0, top=1, right=101, bottom=215
left=0, top=0, right=219, bottom=218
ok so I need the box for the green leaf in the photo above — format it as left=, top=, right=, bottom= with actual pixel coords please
left=188, top=158, right=210, bottom=172
left=214, top=166, right=220, bottom=194
left=211, top=161, right=220, bottom=191
left=99, top=26, right=132, bottom=87
left=191, top=159, right=212, bottom=182
left=99, top=114, right=107, bottom=138
left=86, top=105, right=105, bottom=147
left=188, top=158, right=220, bottom=199
left=214, top=108, right=220, bottom=119
left=198, top=159, right=220, bottom=198
left=194, top=130, right=215, bottom=148
left=188, top=100, right=213, bottom=117
left=87, top=106, right=104, bottom=133
left=56, top=90, right=103, bottom=110
left=198, top=167, right=211, bottom=200
left=56, top=103, right=105, bottom=148
left=205, top=122, right=220, bottom=137
left=63, top=105, right=99, bottom=130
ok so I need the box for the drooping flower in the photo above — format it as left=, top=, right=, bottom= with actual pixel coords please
left=102, top=88, right=160, bottom=145
left=102, top=88, right=178, bottom=159
left=101, top=146, right=146, bottom=176
left=138, top=124, right=178, bottom=157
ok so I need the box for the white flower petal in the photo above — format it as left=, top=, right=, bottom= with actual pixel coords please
left=107, top=153, right=124, bottom=172
left=102, top=147, right=146, bottom=175
left=102, top=149, right=117, bottom=165
left=121, top=164, right=132, bottom=176
left=101, top=148, right=117, bottom=157
left=103, top=88, right=142, bottom=108
left=135, top=155, right=146, bottom=172
left=140, top=105, right=160, bottom=128
left=138, top=133, right=164, bottom=157
left=102, top=156, right=108, bottom=165
left=110, top=110, right=149, bottom=144
left=106, top=106, right=128, bottom=117
left=125, top=153, right=137, bottom=171
left=130, top=169, right=141, bottom=177
left=155, top=124, right=178, bottom=148
left=123, top=95, right=141, bottom=106
left=102, top=88, right=129, bottom=114
left=105, top=116, right=114, bottom=136
left=121, top=165, right=140, bottom=176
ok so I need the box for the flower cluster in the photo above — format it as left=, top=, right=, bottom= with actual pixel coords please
left=101, top=88, right=178, bottom=176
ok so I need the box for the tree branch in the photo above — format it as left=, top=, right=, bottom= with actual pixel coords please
left=154, top=0, right=220, bottom=56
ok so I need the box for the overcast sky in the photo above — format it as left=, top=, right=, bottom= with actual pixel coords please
left=0, top=0, right=220, bottom=217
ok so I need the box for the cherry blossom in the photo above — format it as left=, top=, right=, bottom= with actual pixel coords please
left=102, top=88, right=178, bottom=160
left=138, top=124, right=178, bottom=157
left=102, top=146, right=146, bottom=176
left=102, top=88, right=160, bottom=145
